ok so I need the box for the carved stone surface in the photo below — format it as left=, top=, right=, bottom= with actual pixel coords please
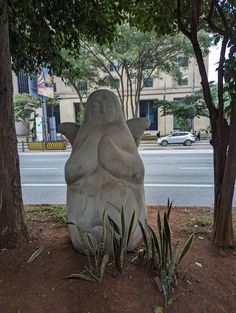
left=65, top=89, right=149, bottom=253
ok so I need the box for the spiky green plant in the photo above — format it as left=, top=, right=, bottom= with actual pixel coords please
left=108, top=207, right=135, bottom=272
left=66, top=210, right=109, bottom=283
left=138, top=199, right=194, bottom=306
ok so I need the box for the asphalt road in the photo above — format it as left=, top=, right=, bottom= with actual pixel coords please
left=19, top=145, right=236, bottom=207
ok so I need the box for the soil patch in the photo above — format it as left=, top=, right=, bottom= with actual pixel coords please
left=0, top=206, right=235, bottom=313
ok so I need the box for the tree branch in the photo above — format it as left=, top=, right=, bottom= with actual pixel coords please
left=218, top=35, right=228, bottom=118
left=206, top=1, right=225, bottom=35
left=214, top=0, right=229, bottom=31
left=175, top=0, right=191, bottom=40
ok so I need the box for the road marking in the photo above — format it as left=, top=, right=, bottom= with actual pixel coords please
left=22, top=183, right=214, bottom=188
left=19, top=150, right=213, bottom=157
left=21, top=167, right=59, bottom=170
left=180, top=167, right=213, bottom=170
left=22, top=183, right=66, bottom=186
left=139, top=150, right=213, bottom=155
left=174, top=157, right=211, bottom=160
left=25, top=159, right=67, bottom=161
left=145, top=183, right=214, bottom=187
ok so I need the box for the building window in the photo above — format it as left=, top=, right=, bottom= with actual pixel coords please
left=178, top=75, right=188, bottom=86
left=78, top=80, right=87, bottom=91
left=17, top=70, right=29, bottom=93
left=177, top=56, right=189, bottom=68
left=144, top=62, right=153, bottom=69
left=140, top=100, right=157, bottom=130
left=109, top=60, right=119, bottom=72
left=143, top=77, right=153, bottom=88
left=110, top=79, right=120, bottom=90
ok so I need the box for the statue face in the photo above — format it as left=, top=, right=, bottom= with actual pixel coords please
left=90, top=95, right=116, bottom=125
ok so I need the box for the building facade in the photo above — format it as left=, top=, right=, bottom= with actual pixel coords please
left=54, top=56, right=210, bottom=135
left=13, top=56, right=210, bottom=137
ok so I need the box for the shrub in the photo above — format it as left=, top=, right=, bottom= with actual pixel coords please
left=138, top=200, right=194, bottom=305
left=66, top=211, right=109, bottom=283
left=108, top=207, right=135, bottom=272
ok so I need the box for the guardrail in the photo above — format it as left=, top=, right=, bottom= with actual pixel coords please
left=17, top=140, right=71, bottom=152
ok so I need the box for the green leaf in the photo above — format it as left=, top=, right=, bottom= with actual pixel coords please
left=126, top=210, right=135, bottom=247
left=121, top=206, right=125, bottom=240
left=64, top=273, right=96, bottom=282
left=167, top=198, right=173, bottom=220
left=27, top=246, right=44, bottom=264
left=108, top=215, right=121, bottom=235
left=99, top=254, right=109, bottom=279
left=138, top=220, right=149, bottom=257
left=177, top=233, right=194, bottom=264
left=147, top=224, right=161, bottom=260
left=153, top=306, right=164, bottom=313
left=75, top=225, right=92, bottom=269
left=195, top=261, right=203, bottom=268
left=98, top=210, right=107, bottom=261
left=163, top=212, right=172, bottom=258
left=86, top=233, right=97, bottom=257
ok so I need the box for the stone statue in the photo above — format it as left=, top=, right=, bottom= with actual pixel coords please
left=59, top=90, right=150, bottom=253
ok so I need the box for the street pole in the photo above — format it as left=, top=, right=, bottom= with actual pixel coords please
left=41, top=96, right=48, bottom=142
left=163, top=75, right=167, bottom=135
left=192, top=61, right=196, bottom=131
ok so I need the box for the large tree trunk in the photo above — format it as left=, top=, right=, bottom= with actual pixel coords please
left=213, top=99, right=236, bottom=247
left=0, top=0, right=27, bottom=247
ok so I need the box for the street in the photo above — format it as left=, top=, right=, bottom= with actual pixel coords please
left=19, top=145, right=236, bottom=206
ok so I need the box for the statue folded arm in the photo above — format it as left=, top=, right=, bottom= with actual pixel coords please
left=65, top=136, right=99, bottom=185
left=98, top=135, right=144, bottom=184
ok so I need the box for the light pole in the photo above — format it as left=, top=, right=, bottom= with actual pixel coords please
left=40, top=96, right=48, bottom=142
left=163, top=75, right=167, bottom=135
left=192, top=61, right=197, bottom=131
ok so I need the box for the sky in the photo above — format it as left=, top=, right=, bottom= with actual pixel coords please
left=208, top=42, right=230, bottom=83
left=208, top=45, right=220, bottom=83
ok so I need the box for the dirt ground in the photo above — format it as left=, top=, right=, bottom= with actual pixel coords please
left=0, top=206, right=235, bottom=313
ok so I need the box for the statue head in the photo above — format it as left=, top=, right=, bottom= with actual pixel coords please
left=86, top=90, right=122, bottom=126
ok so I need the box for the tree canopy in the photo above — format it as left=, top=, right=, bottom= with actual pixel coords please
left=0, top=0, right=126, bottom=247
left=155, top=91, right=209, bottom=131
left=67, top=24, right=209, bottom=119
left=8, top=0, right=124, bottom=74
left=123, top=0, right=236, bottom=247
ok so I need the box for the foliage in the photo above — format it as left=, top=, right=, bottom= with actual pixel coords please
left=27, top=205, right=66, bottom=224
left=182, top=215, right=213, bottom=235
left=108, top=207, right=135, bottom=272
left=83, top=24, right=210, bottom=119
left=155, top=89, right=209, bottom=131
left=60, top=48, right=104, bottom=103
left=13, top=93, right=39, bottom=122
left=27, top=246, right=44, bottom=264
left=66, top=211, right=109, bottom=283
left=123, top=0, right=236, bottom=247
left=8, top=1, right=124, bottom=75
left=13, top=93, right=40, bottom=139
left=137, top=200, right=194, bottom=305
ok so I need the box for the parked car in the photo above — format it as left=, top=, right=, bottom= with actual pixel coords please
left=157, top=131, right=195, bottom=146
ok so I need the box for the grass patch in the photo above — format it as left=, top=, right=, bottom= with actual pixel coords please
left=182, top=215, right=213, bottom=234
left=26, top=205, right=67, bottom=224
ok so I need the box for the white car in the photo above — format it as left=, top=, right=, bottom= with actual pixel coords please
left=157, top=131, right=195, bottom=146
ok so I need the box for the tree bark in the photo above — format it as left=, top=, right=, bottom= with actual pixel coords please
left=0, top=0, right=27, bottom=247
left=183, top=3, right=234, bottom=247
left=213, top=97, right=236, bottom=246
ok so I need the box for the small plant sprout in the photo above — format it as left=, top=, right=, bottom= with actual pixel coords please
left=138, top=199, right=194, bottom=306
left=65, top=210, right=109, bottom=283
left=108, top=207, right=135, bottom=272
